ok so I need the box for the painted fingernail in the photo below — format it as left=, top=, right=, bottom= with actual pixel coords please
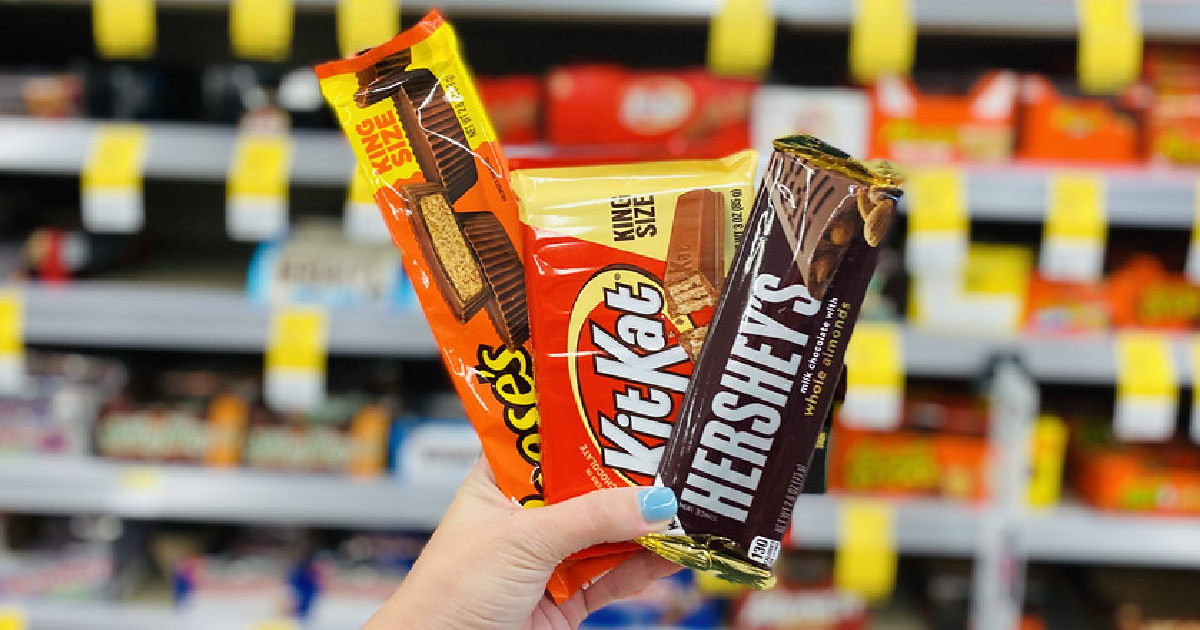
left=638, top=486, right=678, bottom=523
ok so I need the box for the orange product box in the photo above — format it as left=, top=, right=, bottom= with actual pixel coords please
left=476, top=75, right=542, bottom=144
left=1016, top=74, right=1148, bottom=164
left=1108, top=255, right=1200, bottom=330
left=317, top=12, right=543, bottom=505
left=1024, top=274, right=1112, bottom=335
left=1145, top=46, right=1200, bottom=165
left=1072, top=421, right=1200, bottom=516
left=828, top=427, right=990, bottom=501
left=869, top=71, right=1018, bottom=164
left=513, top=151, right=757, bottom=582
left=545, top=64, right=755, bottom=160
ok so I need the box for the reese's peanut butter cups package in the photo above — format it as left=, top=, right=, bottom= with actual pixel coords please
left=513, top=151, right=757, bottom=598
left=638, top=135, right=903, bottom=587
left=317, top=12, right=542, bottom=508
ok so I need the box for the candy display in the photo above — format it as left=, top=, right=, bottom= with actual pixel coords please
left=0, top=353, right=125, bottom=456
left=641, top=136, right=902, bottom=586
left=1072, top=419, right=1200, bottom=516
left=1016, top=75, right=1149, bottom=164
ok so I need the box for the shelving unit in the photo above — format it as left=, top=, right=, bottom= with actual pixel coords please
left=22, top=283, right=436, bottom=356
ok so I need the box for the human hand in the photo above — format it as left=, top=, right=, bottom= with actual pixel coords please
left=364, top=459, right=681, bottom=630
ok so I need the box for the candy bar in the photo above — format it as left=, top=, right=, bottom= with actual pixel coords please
left=663, top=188, right=725, bottom=361
left=638, top=135, right=902, bottom=587
left=398, top=183, right=489, bottom=323
left=393, top=69, right=478, bottom=203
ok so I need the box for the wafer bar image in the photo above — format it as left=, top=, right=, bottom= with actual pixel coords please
left=457, top=211, right=530, bottom=348
left=398, top=183, right=489, bottom=323
left=663, top=188, right=725, bottom=358
left=393, top=69, right=478, bottom=203
left=353, top=50, right=414, bottom=108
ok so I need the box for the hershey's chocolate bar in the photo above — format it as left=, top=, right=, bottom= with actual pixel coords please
left=644, top=136, right=901, bottom=581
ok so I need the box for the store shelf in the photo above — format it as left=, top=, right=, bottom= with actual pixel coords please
left=12, top=602, right=370, bottom=630
left=3, top=457, right=1199, bottom=569
left=7, top=0, right=1200, bottom=39
left=21, top=283, right=437, bottom=356
left=0, top=457, right=456, bottom=527
left=5, top=118, right=1199, bottom=227
left=791, top=494, right=1200, bottom=569
left=0, top=117, right=355, bottom=186
left=903, top=328, right=1134, bottom=384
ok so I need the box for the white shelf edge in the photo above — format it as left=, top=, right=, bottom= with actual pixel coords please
left=21, top=282, right=438, bottom=357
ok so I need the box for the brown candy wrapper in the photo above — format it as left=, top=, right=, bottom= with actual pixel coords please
left=637, top=135, right=903, bottom=587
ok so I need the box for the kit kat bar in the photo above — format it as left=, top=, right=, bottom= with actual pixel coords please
left=663, top=188, right=725, bottom=360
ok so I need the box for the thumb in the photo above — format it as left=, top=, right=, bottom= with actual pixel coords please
left=517, top=486, right=678, bottom=567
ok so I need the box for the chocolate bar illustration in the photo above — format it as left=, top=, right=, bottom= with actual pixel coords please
left=397, top=183, right=489, bottom=323
left=663, top=188, right=725, bottom=360
left=393, top=69, right=478, bottom=204
left=457, top=210, right=530, bottom=348
left=353, top=50, right=414, bottom=108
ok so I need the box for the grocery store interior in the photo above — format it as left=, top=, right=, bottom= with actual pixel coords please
left=3, top=0, right=1200, bottom=628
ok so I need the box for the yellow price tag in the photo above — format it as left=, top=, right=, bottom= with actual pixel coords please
left=338, top=0, right=399, bottom=58
left=908, top=168, right=967, bottom=235
left=834, top=500, right=896, bottom=601
left=1077, top=0, right=1142, bottom=94
left=82, top=124, right=148, bottom=233
left=0, top=606, right=27, bottom=630
left=345, top=168, right=390, bottom=243
left=707, top=0, right=775, bottom=78
left=267, top=308, right=327, bottom=373
left=231, top=0, right=294, bottom=61
left=227, top=134, right=291, bottom=241
left=120, top=466, right=164, bottom=492
left=0, top=289, right=24, bottom=395
left=841, top=322, right=903, bottom=430
left=1027, top=414, right=1068, bottom=507
left=850, top=0, right=915, bottom=85
left=1041, top=172, right=1106, bottom=282
left=1114, top=332, right=1177, bottom=442
left=93, top=0, right=156, bottom=59
left=266, top=307, right=327, bottom=411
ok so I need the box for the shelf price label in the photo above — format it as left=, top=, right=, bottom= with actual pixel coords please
left=905, top=167, right=968, bottom=275
left=0, top=606, right=26, bottom=630
left=0, top=289, right=25, bottom=395
left=1028, top=414, right=1068, bottom=507
left=231, top=0, right=294, bottom=61
left=841, top=322, right=903, bottom=430
left=81, top=124, right=149, bottom=234
left=1040, top=172, right=1106, bottom=283
left=227, top=134, right=291, bottom=241
left=835, top=500, right=896, bottom=601
left=707, top=0, right=775, bottom=78
left=251, top=620, right=298, bottom=630
left=266, top=307, right=327, bottom=412
left=1114, top=332, right=1177, bottom=442
left=1185, top=178, right=1200, bottom=284
left=344, top=167, right=391, bottom=244
left=1077, top=0, right=1142, bottom=95
left=93, top=0, right=156, bottom=59
left=112, top=466, right=165, bottom=515
left=850, top=0, right=915, bottom=85
left=338, top=0, right=399, bottom=59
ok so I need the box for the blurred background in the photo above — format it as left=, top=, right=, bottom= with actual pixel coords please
left=2, top=0, right=1200, bottom=628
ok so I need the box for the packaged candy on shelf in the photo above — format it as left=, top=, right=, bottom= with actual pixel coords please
left=734, top=587, right=867, bottom=630
left=545, top=65, right=754, bottom=160
left=0, top=352, right=126, bottom=456
left=640, top=136, right=902, bottom=587
left=318, top=11, right=543, bottom=509
left=1108, top=254, right=1200, bottom=330
left=1072, top=419, right=1200, bottom=516
left=752, top=86, right=870, bottom=162
left=1016, top=74, right=1149, bottom=164
left=1023, top=274, right=1112, bottom=335
left=244, top=394, right=389, bottom=476
left=1145, top=45, right=1200, bottom=165
left=246, top=220, right=409, bottom=310
left=869, top=71, right=1018, bottom=163
left=581, top=570, right=724, bottom=628
left=476, top=75, right=542, bottom=144
left=0, top=548, right=113, bottom=601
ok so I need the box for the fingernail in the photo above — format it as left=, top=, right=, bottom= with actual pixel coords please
left=638, top=486, right=678, bottom=524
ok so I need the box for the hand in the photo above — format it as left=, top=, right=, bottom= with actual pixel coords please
left=364, top=459, right=681, bottom=630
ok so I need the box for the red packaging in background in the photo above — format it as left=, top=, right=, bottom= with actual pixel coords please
left=1024, top=275, right=1112, bottom=335
left=545, top=65, right=754, bottom=159
left=476, top=75, right=542, bottom=144
left=1108, top=255, right=1200, bottom=330
left=1145, top=45, right=1200, bottom=165
left=869, top=71, right=1018, bottom=163
left=735, top=587, right=867, bottom=630
left=1016, top=74, right=1149, bottom=164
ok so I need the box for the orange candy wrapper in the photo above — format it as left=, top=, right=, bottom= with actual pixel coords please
left=316, top=9, right=545, bottom=543
left=513, top=151, right=757, bottom=594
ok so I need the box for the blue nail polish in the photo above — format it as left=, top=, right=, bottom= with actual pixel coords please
left=638, top=486, right=678, bottom=523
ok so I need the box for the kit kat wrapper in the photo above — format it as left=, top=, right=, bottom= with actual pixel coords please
left=638, top=135, right=903, bottom=587
left=316, top=9, right=545, bottom=557
left=514, top=151, right=757, bottom=597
